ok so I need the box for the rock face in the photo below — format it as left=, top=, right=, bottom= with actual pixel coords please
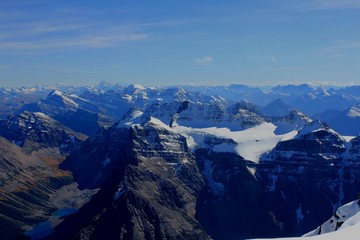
left=195, top=149, right=281, bottom=240
left=0, top=136, right=74, bottom=239
left=256, top=121, right=360, bottom=236
left=53, top=118, right=209, bottom=240
left=0, top=111, right=85, bottom=151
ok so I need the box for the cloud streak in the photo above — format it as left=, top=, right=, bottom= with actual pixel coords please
left=0, top=33, right=147, bottom=50
left=194, top=56, right=214, bottom=65
left=320, top=40, right=360, bottom=57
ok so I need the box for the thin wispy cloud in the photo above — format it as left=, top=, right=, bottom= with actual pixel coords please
left=0, top=33, right=147, bottom=50
left=194, top=56, right=214, bottom=65
left=320, top=40, right=360, bottom=57
left=0, top=4, right=195, bottom=53
left=303, top=0, right=360, bottom=10
left=328, top=53, right=344, bottom=58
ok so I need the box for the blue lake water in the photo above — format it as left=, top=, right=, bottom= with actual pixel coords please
left=25, top=208, right=78, bottom=239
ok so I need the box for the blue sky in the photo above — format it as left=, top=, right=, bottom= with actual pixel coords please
left=0, top=0, right=360, bottom=87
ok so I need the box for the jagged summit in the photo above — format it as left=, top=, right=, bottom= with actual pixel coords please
left=271, top=109, right=312, bottom=134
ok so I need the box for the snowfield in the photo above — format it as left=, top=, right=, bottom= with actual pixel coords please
left=173, top=122, right=297, bottom=163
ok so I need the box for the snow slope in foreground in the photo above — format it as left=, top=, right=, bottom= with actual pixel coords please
left=250, top=221, right=360, bottom=240
left=251, top=200, right=360, bottom=240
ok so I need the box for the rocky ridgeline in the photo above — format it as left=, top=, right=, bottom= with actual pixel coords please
left=0, top=111, right=84, bottom=151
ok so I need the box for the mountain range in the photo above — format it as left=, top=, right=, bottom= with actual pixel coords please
left=0, top=83, right=359, bottom=240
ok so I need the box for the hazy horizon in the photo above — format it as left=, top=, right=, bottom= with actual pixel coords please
left=1, top=80, right=359, bottom=91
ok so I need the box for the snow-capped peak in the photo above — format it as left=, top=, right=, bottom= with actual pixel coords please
left=50, top=89, right=63, bottom=97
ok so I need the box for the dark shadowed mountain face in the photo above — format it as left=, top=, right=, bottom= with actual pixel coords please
left=52, top=118, right=210, bottom=240
left=256, top=121, right=360, bottom=236
left=195, top=149, right=282, bottom=240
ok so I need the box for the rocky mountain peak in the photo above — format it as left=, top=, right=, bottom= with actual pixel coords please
left=45, top=90, right=79, bottom=109
left=56, top=116, right=209, bottom=239
left=288, top=110, right=311, bottom=122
